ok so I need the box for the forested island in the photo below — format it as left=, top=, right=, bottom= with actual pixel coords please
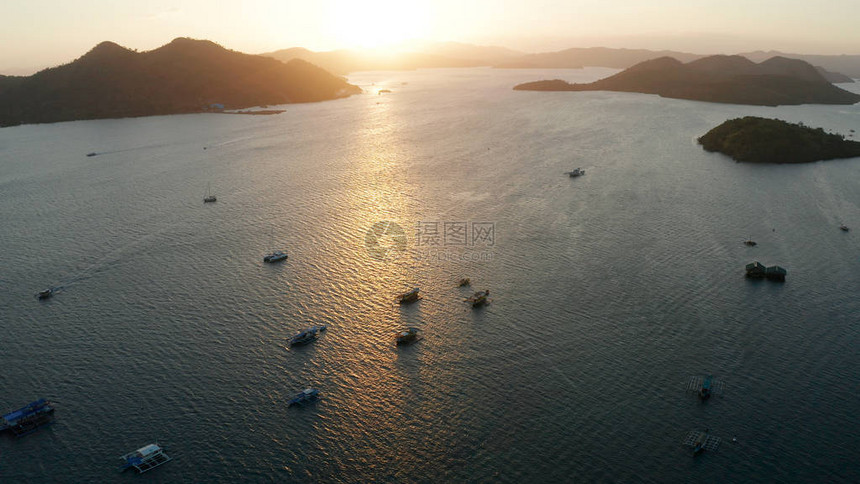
left=0, top=38, right=361, bottom=128
left=513, top=55, right=860, bottom=106
left=698, top=117, right=860, bottom=163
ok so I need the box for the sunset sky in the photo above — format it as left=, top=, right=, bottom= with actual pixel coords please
left=2, top=0, right=859, bottom=74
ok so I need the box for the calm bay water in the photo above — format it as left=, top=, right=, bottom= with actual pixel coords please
left=1, top=67, right=859, bottom=483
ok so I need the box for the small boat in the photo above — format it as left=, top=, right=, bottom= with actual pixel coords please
left=744, top=239, right=757, bottom=246
left=683, top=429, right=721, bottom=456
left=396, top=328, right=422, bottom=345
left=119, top=443, right=172, bottom=473
left=699, top=375, right=713, bottom=400
left=466, top=290, right=490, bottom=307
left=458, top=278, right=471, bottom=287
left=288, top=388, right=319, bottom=407
left=263, top=251, right=288, bottom=263
left=565, top=168, right=585, bottom=177
left=289, top=325, right=326, bottom=346
left=86, top=152, right=98, bottom=157
left=203, top=183, right=217, bottom=203
left=397, top=287, right=421, bottom=304
left=1, top=399, right=55, bottom=437
left=36, top=287, right=55, bottom=299
left=840, top=224, right=850, bottom=232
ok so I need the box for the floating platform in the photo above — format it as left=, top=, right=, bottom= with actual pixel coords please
left=1, top=399, right=55, bottom=437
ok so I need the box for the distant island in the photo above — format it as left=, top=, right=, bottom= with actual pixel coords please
left=513, top=55, right=860, bottom=106
left=0, top=38, right=361, bottom=128
left=698, top=117, right=860, bottom=163
left=260, top=44, right=857, bottom=82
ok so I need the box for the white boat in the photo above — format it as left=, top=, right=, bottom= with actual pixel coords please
left=119, top=443, right=172, bottom=473
left=203, top=183, right=216, bottom=203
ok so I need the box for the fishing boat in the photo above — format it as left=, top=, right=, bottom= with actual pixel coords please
left=686, top=375, right=725, bottom=400
left=565, top=168, right=585, bottom=177
left=289, top=325, right=326, bottom=346
left=397, top=287, right=421, bottom=304
left=396, top=328, right=422, bottom=345
left=458, top=278, right=471, bottom=287
left=288, top=388, right=319, bottom=407
left=466, top=290, right=490, bottom=307
left=263, top=250, right=288, bottom=263
left=36, top=287, right=55, bottom=299
left=119, top=443, right=172, bottom=473
left=840, top=224, right=850, bottom=232
left=203, top=183, right=217, bottom=203
left=1, top=399, right=55, bottom=437
left=683, top=429, right=721, bottom=456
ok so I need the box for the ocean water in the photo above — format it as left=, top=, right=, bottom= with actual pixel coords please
left=1, top=67, right=859, bottom=483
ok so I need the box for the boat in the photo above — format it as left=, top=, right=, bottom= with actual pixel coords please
left=288, top=388, right=319, bottom=407
left=396, top=328, right=422, bottom=345
left=699, top=375, right=714, bottom=400
left=683, top=429, right=721, bottom=456
left=203, top=183, right=217, bottom=203
left=565, top=168, right=585, bottom=177
left=36, top=287, right=55, bottom=299
left=840, top=224, right=850, bottom=232
left=686, top=375, right=725, bottom=400
left=86, top=152, right=97, bottom=157
left=466, top=290, right=490, bottom=307
left=119, top=443, right=172, bottom=473
left=744, top=239, right=757, bottom=246
left=289, top=325, right=326, bottom=346
left=1, top=399, right=55, bottom=437
left=458, top=278, right=471, bottom=287
left=397, top=287, right=421, bottom=304
left=263, top=250, right=288, bottom=263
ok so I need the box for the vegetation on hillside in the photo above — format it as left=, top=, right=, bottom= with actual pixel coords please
left=698, top=116, right=860, bottom=163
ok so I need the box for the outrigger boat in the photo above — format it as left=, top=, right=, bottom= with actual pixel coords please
left=288, top=388, right=319, bottom=407
left=466, top=290, right=490, bottom=307
left=397, top=287, right=421, bottom=304
left=683, top=429, right=721, bottom=456
left=1, top=399, right=55, bottom=437
left=289, top=325, right=326, bottom=346
left=686, top=375, right=725, bottom=400
left=396, top=328, right=422, bottom=345
left=565, top=168, right=585, bottom=177
left=119, top=443, right=172, bottom=473
left=263, top=250, right=288, bottom=263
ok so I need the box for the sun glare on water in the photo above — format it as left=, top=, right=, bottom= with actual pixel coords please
left=325, top=0, right=432, bottom=49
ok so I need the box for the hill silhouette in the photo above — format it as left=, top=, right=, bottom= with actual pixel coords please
left=513, top=55, right=860, bottom=106
left=0, top=38, right=361, bottom=127
left=699, top=117, right=860, bottom=163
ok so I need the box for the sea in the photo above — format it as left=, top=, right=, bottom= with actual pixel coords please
left=1, top=67, right=859, bottom=483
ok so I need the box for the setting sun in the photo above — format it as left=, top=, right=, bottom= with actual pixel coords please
left=324, top=0, right=431, bottom=49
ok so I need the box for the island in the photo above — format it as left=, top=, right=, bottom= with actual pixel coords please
left=698, top=117, right=860, bottom=164
left=513, top=55, right=860, bottom=106
left=0, top=38, right=362, bottom=128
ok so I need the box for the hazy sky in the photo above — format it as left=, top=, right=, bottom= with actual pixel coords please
left=2, top=0, right=859, bottom=74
